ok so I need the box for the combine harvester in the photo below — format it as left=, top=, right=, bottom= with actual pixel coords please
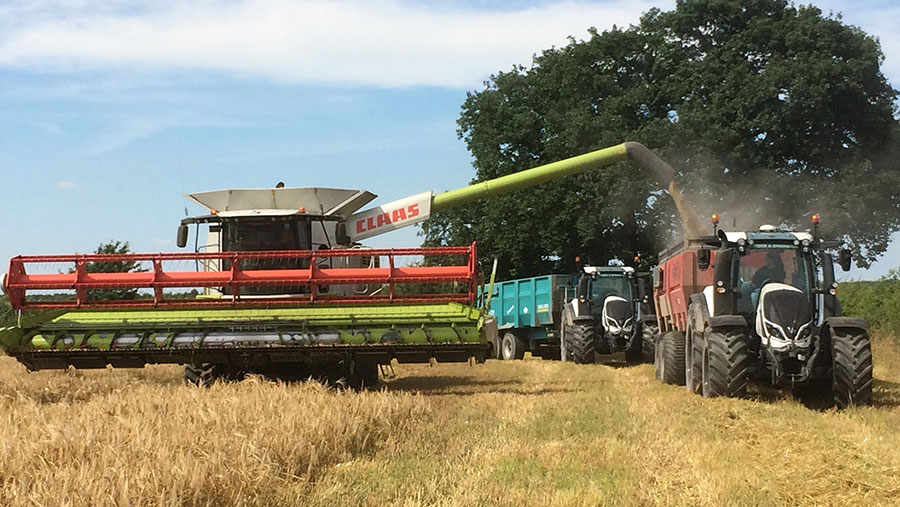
left=1, top=143, right=681, bottom=387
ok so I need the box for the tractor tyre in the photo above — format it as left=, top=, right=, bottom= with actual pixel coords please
left=701, top=329, right=750, bottom=399
left=685, top=324, right=703, bottom=394
left=565, top=321, right=597, bottom=365
left=642, top=323, right=658, bottom=364
left=655, top=331, right=686, bottom=386
left=184, top=363, right=244, bottom=387
left=831, top=328, right=873, bottom=408
left=501, top=332, right=526, bottom=360
left=624, top=330, right=643, bottom=364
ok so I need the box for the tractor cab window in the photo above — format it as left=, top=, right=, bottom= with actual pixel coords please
left=736, top=247, right=811, bottom=313
left=590, top=275, right=633, bottom=307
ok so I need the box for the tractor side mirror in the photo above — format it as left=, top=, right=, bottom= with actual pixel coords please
left=697, top=248, right=711, bottom=271
left=335, top=222, right=351, bottom=246
left=176, top=224, right=189, bottom=248
left=838, top=248, right=852, bottom=272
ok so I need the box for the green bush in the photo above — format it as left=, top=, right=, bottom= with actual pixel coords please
left=839, top=272, right=900, bottom=336
left=0, top=295, right=12, bottom=328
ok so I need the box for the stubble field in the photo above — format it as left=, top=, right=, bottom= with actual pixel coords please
left=1, top=333, right=899, bottom=506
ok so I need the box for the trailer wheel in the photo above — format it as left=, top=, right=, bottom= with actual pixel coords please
left=701, top=329, right=750, bottom=398
left=501, top=332, right=526, bottom=360
left=565, top=322, right=597, bottom=364
left=831, top=328, right=873, bottom=408
left=655, top=331, right=685, bottom=385
left=642, top=323, right=658, bottom=364
left=624, top=329, right=643, bottom=364
left=183, top=363, right=244, bottom=387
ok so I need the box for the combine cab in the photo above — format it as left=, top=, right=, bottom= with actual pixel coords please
left=653, top=215, right=872, bottom=407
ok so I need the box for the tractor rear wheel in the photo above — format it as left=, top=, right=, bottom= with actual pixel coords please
left=565, top=322, right=597, bottom=364
left=831, top=328, right=873, bottom=408
left=655, top=331, right=686, bottom=385
left=642, top=322, right=658, bottom=363
left=701, top=329, right=750, bottom=398
left=501, top=332, right=526, bottom=360
left=184, top=363, right=245, bottom=387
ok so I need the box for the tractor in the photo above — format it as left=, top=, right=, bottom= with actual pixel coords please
left=560, top=265, right=656, bottom=365
left=653, top=215, right=872, bottom=408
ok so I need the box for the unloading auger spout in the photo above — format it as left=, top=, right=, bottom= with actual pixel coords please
left=345, top=142, right=702, bottom=242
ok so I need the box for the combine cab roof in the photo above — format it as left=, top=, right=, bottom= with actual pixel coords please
left=186, top=187, right=377, bottom=218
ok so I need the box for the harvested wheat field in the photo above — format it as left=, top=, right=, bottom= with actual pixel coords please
left=2, top=333, right=899, bottom=507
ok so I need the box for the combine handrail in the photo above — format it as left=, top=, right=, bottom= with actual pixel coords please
left=4, top=243, right=477, bottom=310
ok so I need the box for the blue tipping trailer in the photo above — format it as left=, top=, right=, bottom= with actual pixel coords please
left=483, top=274, right=575, bottom=360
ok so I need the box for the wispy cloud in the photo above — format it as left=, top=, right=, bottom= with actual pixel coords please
left=57, top=180, right=76, bottom=189
left=0, top=0, right=664, bottom=88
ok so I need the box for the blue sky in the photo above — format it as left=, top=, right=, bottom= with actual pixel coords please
left=0, top=0, right=897, bottom=280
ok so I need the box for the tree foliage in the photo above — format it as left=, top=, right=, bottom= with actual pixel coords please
left=421, top=0, right=900, bottom=278
left=86, top=240, right=144, bottom=301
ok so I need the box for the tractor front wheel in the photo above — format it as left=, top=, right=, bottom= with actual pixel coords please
left=831, top=328, right=873, bottom=408
left=624, top=330, right=643, bottom=364
left=565, top=321, right=597, bottom=365
left=701, top=329, right=750, bottom=399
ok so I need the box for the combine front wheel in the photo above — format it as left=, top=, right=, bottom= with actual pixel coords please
left=184, top=363, right=245, bottom=387
left=347, top=363, right=381, bottom=390
left=831, top=329, right=873, bottom=408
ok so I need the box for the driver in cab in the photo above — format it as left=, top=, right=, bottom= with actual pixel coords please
left=752, top=251, right=786, bottom=288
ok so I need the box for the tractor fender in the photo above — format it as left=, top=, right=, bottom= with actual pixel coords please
left=688, top=294, right=711, bottom=331
left=825, top=316, right=868, bottom=332
left=708, top=315, right=747, bottom=330
left=562, top=304, right=592, bottom=326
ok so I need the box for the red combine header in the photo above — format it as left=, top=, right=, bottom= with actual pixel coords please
left=4, top=245, right=476, bottom=310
